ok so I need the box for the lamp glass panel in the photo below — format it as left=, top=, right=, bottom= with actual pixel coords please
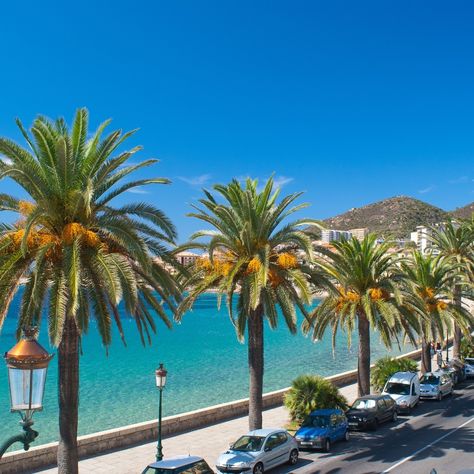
left=155, top=373, right=167, bottom=388
left=8, top=367, right=47, bottom=411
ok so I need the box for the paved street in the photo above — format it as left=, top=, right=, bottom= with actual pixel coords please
left=273, top=379, right=474, bottom=474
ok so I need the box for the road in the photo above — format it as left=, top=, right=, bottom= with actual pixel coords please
left=274, top=379, right=474, bottom=474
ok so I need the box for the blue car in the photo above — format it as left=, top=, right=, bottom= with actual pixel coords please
left=294, top=408, right=349, bottom=452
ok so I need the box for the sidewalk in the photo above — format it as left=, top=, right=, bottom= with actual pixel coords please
left=35, top=350, right=448, bottom=474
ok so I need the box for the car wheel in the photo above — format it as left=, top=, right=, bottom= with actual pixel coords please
left=392, top=411, right=398, bottom=422
left=323, top=438, right=331, bottom=452
left=288, top=449, right=298, bottom=465
left=344, top=430, right=350, bottom=441
left=253, top=463, right=264, bottom=474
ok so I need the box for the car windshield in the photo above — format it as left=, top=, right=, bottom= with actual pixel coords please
left=465, top=358, right=474, bottom=366
left=302, top=415, right=330, bottom=428
left=352, top=399, right=376, bottom=410
left=143, top=468, right=173, bottom=474
left=385, top=382, right=410, bottom=395
left=232, top=436, right=265, bottom=452
left=420, top=375, right=440, bottom=385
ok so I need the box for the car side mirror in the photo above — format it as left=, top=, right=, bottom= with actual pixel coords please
left=229, top=444, right=234, bottom=449
left=264, top=446, right=272, bottom=452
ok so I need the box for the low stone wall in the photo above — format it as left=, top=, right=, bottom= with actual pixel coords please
left=0, top=348, right=422, bottom=473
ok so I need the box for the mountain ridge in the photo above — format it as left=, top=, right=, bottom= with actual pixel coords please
left=321, top=196, right=473, bottom=238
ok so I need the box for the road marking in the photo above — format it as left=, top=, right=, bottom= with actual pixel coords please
left=381, top=416, right=474, bottom=473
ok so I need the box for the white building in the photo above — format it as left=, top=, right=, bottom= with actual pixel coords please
left=175, top=251, right=201, bottom=266
left=321, top=229, right=352, bottom=243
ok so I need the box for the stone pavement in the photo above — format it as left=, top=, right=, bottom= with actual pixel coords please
left=35, top=349, right=449, bottom=474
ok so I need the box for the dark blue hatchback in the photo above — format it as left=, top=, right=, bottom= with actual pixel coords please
left=294, top=408, right=349, bottom=452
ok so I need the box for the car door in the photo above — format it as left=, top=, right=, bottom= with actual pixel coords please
left=376, top=399, right=388, bottom=422
left=329, top=414, right=338, bottom=441
left=383, top=396, right=395, bottom=417
left=263, top=433, right=288, bottom=469
left=337, top=414, right=347, bottom=440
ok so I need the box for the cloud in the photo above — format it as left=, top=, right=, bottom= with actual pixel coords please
left=448, top=176, right=469, bottom=184
left=127, top=188, right=150, bottom=194
left=418, top=186, right=435, bottom=194
left=273, top=175, right=294, bottom=188
left=178, top=174, right=212, bottom=187
left=0, top=155, right=12, bottom=165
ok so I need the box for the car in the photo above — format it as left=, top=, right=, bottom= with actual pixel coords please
left=382, top=371, right=420, bottom=414
left=419, top=372, right=453, bottom=400
left=215, top=429, right=298, bottom=474
left=142, top=455, right=214, bottom=474
left=464, top=357, right=474, bottom=378
left=294, top=408, right=349, bottom=452
left=346, top=394, right=398, bottom=430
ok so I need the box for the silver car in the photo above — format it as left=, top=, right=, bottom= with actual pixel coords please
left=464, top=357, right=474, bottom=378
left=419, top=372, right=453, bottom=400
left=216, top=428, right=298, bottom=474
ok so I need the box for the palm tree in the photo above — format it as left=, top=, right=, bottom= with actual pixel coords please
left=0, top=109, right=181, bottom=474
left=177, top=178, right=325, bottom=430
left=400, top=251, right=474, bottom=372
left=304, top=235, right=419, bottom=397
left=429, top=220, right=474, bottom=358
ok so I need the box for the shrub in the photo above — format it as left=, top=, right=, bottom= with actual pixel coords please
left=284, top=375, right=348, bottom=424
left=371, top=356, right=418, bottom=393
left=460, top=337, right=474, bottom=360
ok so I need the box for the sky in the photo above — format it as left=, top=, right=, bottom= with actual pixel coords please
left=1, top=1, right=473, bottom=242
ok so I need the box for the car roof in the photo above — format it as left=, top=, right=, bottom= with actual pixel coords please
left=147, top=455, right=204, bottom=469
left=421, top=372, right=440, bottom=377
left=309, top=408, right=343, bottom=416
left=247, top=428, right=285, bottom=437
left=387, top=371, right=417, bottom=383
left=354, top=394, right=385, bottom=400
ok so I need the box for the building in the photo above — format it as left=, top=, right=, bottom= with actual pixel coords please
left=321, top=229, right=352, bottom=243
left=410, top=224, right=449, bottom=254
left=350, top=228, right=369, bottom=241
left=175, top=251, right=201, bottom=266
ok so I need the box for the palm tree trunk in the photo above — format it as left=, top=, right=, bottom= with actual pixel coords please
left=421, top=337, right=432, bottom=373
left=57, top=316, right=79, bottom=474
left=453, top=285, right=462, bottom=359
left=357, top=312, right=371, bottom=396
left=248, top=305, right=264, bottom=430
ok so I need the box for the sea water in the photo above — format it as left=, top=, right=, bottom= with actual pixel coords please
left=0, top=292, right=410, bottom=446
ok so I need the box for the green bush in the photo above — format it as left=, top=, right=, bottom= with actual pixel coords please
left=460, top=337, right=474, bottom=360
left=284, top=375, right=348, bottom=424
left=371, top=356, right=418, bottom=393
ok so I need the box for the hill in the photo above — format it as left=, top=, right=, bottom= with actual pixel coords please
left=322, top=196, right=449, bottom=238
left=451, top=202, right=474, bottom=220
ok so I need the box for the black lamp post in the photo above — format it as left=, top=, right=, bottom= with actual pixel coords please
left=0, top=327, right=53, bottom=459
left=155, top=363, right=167, bottom=462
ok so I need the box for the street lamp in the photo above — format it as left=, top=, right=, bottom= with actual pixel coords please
left=155, top=363, right=167, bottom=461
left=0, top=327, right=53, bottom=459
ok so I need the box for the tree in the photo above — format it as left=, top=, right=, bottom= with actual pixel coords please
left=177, top=178, right=325, bottom=430
left=304, top=235, right=419, bottom=397
left=0, top=109, right=181, bottom=473
left=429, top=220, right=474, bottom=358
left=401, top=251, right=474, bottom=372
left=284, top=375, right=347, bottom=424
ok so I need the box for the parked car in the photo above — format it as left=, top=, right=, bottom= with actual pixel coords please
left=446, top=359, right=466, bottom=384
left=464, top=357, right=474, bottom=378
left=142, top=456, right=214, bottom=474
left=419, top=372, right=453, bottom=400
left=294, top=408, right=349, bottom=452
left=346, top=394, right=398, bottom=430
left=382, top=371, right=420, bottom=414
left=216, top=429, right=298, bottom=474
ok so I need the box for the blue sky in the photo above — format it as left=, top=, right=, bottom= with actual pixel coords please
left=1, top=1, right=473, bottom=241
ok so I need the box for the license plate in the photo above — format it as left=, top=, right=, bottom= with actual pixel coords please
left=300, top=442, right=312, bottom=445
left=349, top=422, right=358, bottom=426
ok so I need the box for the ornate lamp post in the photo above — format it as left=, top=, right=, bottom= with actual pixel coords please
left=0, top=327, right=53, bottom=459
left=155, top=363, right=167, bottom=462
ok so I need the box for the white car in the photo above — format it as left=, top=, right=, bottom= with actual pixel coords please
left=216, top=429, right=298, bottom=474
left=382, top=371, right=420, bottom=413
left=464, top=358, right=474, bottom=378
left=419, top=372, right=453, bottom=400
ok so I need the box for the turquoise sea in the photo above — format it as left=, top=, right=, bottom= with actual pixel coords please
left=0, top=291, right=412, bottom=447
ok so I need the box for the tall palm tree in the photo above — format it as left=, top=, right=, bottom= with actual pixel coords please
left=0, top=109, right=181, bottom=473
left=304, top=235, right=419, bottom=397
left=429, top=220, right=474, bottom=358
left=177, top=178, right=325, bottom=430
left=400, top=251, right=474, bottom=373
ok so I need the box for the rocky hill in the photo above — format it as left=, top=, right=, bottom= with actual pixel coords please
left=451, top=202, right=474, bottom=220
left=322, top=196, right=450, bottom=238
